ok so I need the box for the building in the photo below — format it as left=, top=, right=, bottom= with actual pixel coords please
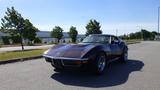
left=0, top=31, right=85, bottom=44
left=36, top=31, right=85, bottom=43
left=36, top=31, right=57, bottom=43
left=155, top=34, right=160, bottom=40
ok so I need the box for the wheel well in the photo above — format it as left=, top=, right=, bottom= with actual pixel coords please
left=124, top=46, right=128, bottom=52
left=99, top=51, right=107, bottom=57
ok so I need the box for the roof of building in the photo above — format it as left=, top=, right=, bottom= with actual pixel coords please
left=36, top=31, right=85, bottom=38
left=77, top=34, right=85, bottom=38
left=0, top=31, right=85, bottom=38
left=36, top=31, right=51, bottom=38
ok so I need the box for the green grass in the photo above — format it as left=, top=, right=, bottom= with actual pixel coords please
left=0, top=49, right=47, bottom=61
left=125, top=39, right=142, bottom=45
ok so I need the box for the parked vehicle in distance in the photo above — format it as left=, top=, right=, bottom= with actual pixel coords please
left=43, top=34, right=128, bottom=74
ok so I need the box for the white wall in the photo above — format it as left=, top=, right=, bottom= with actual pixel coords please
left=41, top=38, right=57, bottom=44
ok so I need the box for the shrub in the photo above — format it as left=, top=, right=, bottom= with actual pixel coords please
left=34, top=37, right=42, bottom=43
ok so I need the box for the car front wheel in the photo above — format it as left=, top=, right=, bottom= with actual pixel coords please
left=120, top=50, right=128, bottom=63
left=93, top=52, right=107, bottom=75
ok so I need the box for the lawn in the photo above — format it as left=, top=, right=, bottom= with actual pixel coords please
left=0, top=49, right=47, bottom=61
left=125, top=39, right=142, bottom=45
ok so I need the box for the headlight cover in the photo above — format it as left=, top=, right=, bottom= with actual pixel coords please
left=43, top=49, right=50, bottom=54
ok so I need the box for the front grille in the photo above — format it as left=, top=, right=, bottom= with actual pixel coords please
left=61, top=60, right=81, bottom=67
left=50, top=58, right=82, bottom=67
left=51, top=59, right=63, bottom=68
left=45, top=57, right=52, bottom=62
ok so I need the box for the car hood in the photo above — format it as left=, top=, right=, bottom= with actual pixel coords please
left=45, top=43, right=96, bottom=58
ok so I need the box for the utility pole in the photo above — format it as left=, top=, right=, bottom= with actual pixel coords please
left=158, top=7, right=160, bottom=40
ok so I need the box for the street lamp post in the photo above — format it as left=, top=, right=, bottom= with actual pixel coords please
left=158, top=7, right=160, bottom=40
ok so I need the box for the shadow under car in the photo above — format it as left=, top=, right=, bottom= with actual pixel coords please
left=51, top=59, right=144, bottom=88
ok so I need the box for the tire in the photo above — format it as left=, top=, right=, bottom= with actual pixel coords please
left=92, top=52, right=107, bottom=75
left=120, top=49, right=128, bottom=63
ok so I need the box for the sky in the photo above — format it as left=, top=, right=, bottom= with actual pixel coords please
left=0, top=0, right=160, bottom=35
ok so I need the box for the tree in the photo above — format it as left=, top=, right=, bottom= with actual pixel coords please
left=1, top=36, right=10, bottom=45
left=1, top=7, right=25, bottom=50
left=141, top=29, right=154, bottom=40
left=34, top=37, right=42, bottom=43
left=129, top=33, right=136, bottom=39
left=119, top=34, right=129, bottom=40
left=135, top=32, right=142, bottom=39
left=23, top=19, right=39, bottom=44
left=51, top=26, right=63, bottom=43
left=68, top=26, right=78, bottom=43
left=12, top=35, right=21, bottom=43
left=152, top=31, right=158, bottom=35
left=85, top=19, right=102, bottom=36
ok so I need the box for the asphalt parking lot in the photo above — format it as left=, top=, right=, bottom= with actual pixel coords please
left=0, top=41, right=160, bottom=90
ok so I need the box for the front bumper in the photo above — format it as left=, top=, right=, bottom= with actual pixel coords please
left=43, top=55, right=88, bottom=67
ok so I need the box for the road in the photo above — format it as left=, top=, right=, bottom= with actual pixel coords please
left=0, top=41, right=160, bottom=90
left=0, top=45, right=53, bottom=52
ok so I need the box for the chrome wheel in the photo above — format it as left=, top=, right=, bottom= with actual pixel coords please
left=98, top=55, right=106, bottom=72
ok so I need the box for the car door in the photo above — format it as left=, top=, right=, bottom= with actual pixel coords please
left=109, top=36, right=121, bottom=59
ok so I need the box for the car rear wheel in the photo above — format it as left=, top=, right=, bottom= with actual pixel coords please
left=93, top=52, right=107, bottom=75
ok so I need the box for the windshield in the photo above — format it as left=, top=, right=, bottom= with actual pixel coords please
left=82, top=35, right=110, bottom=43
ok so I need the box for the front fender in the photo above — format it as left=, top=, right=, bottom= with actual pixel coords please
left=82, top=45, right=106, bottom=59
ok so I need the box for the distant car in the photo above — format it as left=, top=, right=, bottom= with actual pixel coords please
left=43, top=34, right=128, bottom=74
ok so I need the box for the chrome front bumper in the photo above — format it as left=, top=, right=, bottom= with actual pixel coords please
left=43, top=55, right=88, bottom=61
left=43, top=55, right=88, bottom=67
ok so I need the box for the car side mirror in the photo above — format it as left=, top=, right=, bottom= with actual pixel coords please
left=114, top=40, right=119, bottom=44
left=111, top=40, right=119, bottom=44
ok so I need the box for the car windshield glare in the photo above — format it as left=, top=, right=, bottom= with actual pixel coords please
left=82, top=35, right=110, bottom=43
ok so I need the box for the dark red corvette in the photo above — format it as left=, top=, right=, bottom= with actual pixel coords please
left=43, top=34, right=128, bottom=74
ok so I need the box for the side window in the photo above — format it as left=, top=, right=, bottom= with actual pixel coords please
left=111, top=36, right=119, bottom=44
left=114, top=36, right=119, bottom=42
left=105, top=36, right=110, bottom=43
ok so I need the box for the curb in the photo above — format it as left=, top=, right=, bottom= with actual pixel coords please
left=0, top=56, right=43, bottom=65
